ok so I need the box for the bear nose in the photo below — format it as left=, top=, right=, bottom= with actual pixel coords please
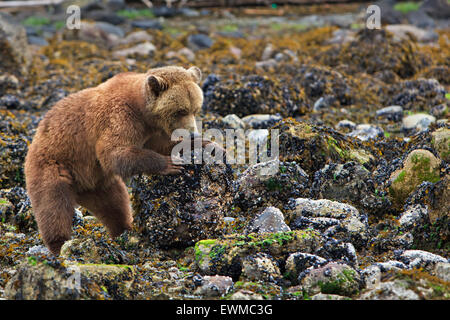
left=185, top=116, right=199, bottom=134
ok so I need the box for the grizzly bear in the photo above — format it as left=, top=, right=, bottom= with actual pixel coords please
left=24, top=66, right=210, bottom=255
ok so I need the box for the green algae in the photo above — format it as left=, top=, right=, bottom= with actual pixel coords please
left=393, top=2, right=421, bottom=14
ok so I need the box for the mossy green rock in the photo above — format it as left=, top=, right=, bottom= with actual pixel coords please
left=389, top=149, right=441, bottom=208
left=432, top=128, right=450, bottom=162
left=4, top=260, right=134, bottom=300
left=273, top=118, right=374, bottom=175
left=300, top=262, right=361, bottom=297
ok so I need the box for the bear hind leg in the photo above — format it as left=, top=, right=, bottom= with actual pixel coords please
left=76, top=178, right=133, bottom=238
left=29, top=175, right=76, bottom=256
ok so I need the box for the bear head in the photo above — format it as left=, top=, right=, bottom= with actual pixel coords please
left=144, top=66, right=203, bottom=138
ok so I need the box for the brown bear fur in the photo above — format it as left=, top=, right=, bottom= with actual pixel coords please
left=24, top=66, right=208, bottom=255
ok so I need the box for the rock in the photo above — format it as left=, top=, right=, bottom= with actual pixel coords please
left=261, top=44, right=274, bottom=60
left=94, top=21, right=125, bottom=38
left=430, top=104, right=447, bottom=117
left=4, top=260, right=134, bottom=299
left=431, top=128, right=450, bottom=162
left=64, top=21, right=119, bottom=48
left=285, top=252, right=327, bottom=284
left=315, top=240, right=358, bottom=266
left=347, top=124, right=384, bottom=141
left=130, top=20, right=163, bottom=30
left=274, top=52, right=286, bottom=62
left=288, top=198, right=369, bottom=246
left=118, top=31, right=153, bottom=46
left=233, top=160, right=309, bottom=215
left=202, top=76, right=306, bottom=117
left=0, top=73, right=19, bottom=95
left=318, top=28, right=423, bottom=78
left=0, top=12, right=31, bottom=76
left=311, top=293, right=349, bottom=300
left=255, top=59, right=278, bottom=70
left=229, top=290, right=263, bottom=300
left=179, top=8, right=200, bottom=17
left=335, top=120, right=356, bottom=131
left=86, top=11, right=125, bottom=25
left=386, top=25, right=438, bottom=43
left=131, top=152, right=233, bottom=248
left=229, top=46, right=242, bottom=59
left=434, top=262, right=450, bottom=282
left=390, top=79, right=446, bottom=110
left=403, top=113, right=436, bottom=131
left=389, top=149, right=441, bottom=208
left=420, top=0, right=450, bottom=19
left=107, top=0, right=125, bottom=11
left=376, top=106, right=403, bottom=122
left=326, top=29, right=356, bottom=45
left=274, top=119, right=375, bottom=175
left=153, top=6, right=179, bottom=18
left=113, top=42, right=156, bottom=58
left=27, top=36, right=48, bottom=46
left=313, top=96, right=336, bottom=112
left=360, top=280, right=420, bottom=300
left=0, top=187, right=35, bottom=231
left=241, top=253, right=281, bottom=282
left=187, top=34, right=213, bottom=51
left=177, top=47, right=195, bottom=62
left=61, top=238, right=102, bottom=263
left=0, top=94, right=21, bottom=109
left=194, top=275, right=233, bottom=297
left=194, top=229, right=324, bottom=279
left=406, top=10, right=436, bottom=28
left=300, top=262, right=361, bottom=297
left=27, top=245, right=51, bottom=257
left=221, top=114, right=245, bottom=129
left=399, top=204, right=428, bottom=229
left=311, top=161, right=389, bottom=216
left=396, top=250, right=447, bottom=269
left=246, top=129, right=269, bottom=146
left=247, top=207, right=291, bottom=234
left=1, top=111, right=37, bottom=187
left=362, top=261, right=408, bottom=288
left=374, top=0, right=403, bottom=24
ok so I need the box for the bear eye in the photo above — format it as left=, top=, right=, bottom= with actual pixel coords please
left=175, top=110, right=188, bottom=117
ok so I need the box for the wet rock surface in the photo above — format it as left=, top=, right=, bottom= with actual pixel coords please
left=0, top=2, right=449, bottom=300
left=131, top=157, right=234, bottom=248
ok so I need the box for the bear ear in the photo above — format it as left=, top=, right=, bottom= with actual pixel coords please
left=188, top=66, right=202, bottom=84
left=147, top=75, right=169, bottom=96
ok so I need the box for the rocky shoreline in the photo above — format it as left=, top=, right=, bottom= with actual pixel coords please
left=0, top=0, right=449, bottom=300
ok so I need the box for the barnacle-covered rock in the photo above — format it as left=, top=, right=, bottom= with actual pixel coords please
left=201, top=73, right=308, bottom=117
left=0, top=111, right=37, bottom=189
left=287, top=198, right=369, bottom=247
left=0, top=187, right=35, bottom=232
left=233, top=159, right=309, bottom=216
left=316, top=28, right=428, bottom=78
left=311, top=161, right=391, bottom=215
left=388, top=78, right=446, bottom=112
left=241, top=253, right=281, bottom=282
left=273, top=118, right=375, bottom=175
left=131, top=156, right=234, bottom=248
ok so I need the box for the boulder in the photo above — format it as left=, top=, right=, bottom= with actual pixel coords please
left=0, top=12, right=31, bottom=76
